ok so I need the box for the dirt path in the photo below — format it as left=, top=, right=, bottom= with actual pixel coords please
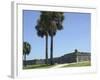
left=50, top=63, right=69, bottom=68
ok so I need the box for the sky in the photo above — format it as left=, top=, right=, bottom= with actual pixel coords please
left=23, top=10, right=91, bottom=60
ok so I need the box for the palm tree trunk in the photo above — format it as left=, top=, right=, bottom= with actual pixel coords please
left=45, top=35, right=48, bottom=64
left=50, top=35, right=54, bottom=65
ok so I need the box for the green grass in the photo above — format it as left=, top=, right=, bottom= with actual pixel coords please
left=23, top=64, right=54, bottom=69
left=62, top=61, right=91, bottom=67
left=23, top=61, right=91, bottom=69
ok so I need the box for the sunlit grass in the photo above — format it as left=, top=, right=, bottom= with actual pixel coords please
left=62, top=61, right=91, bottom=67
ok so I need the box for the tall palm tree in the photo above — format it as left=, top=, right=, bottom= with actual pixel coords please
left=48, top=12, right=64, bottom=65
left=35, top=12, right=64, bottom=65
left=35, top=12, right=49, bottom=64
left=23, top=42, right=31, bottom=66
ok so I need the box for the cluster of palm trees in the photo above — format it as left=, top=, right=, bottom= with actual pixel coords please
left=35, top=11, right=64, bottom=65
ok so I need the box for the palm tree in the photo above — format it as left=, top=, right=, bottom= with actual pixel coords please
left=35, top=12, right=49, bottom=64
left=48, top=12, right=64, bottom=65
left=35, top=12, right=64, bottom=65
left=23, top=42, right=31, bottom=66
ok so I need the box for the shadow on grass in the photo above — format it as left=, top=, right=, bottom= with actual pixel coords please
left=23, top=64, right=54, bottom=69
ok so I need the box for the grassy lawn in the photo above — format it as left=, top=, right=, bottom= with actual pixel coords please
left=62, top=61, right=91, bottom=67
left=23, top=61, right=91, bottom=69
left=23, top=64, right=54, bottom=69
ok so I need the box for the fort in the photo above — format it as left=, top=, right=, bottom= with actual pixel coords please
left=24, top=49, right=91, bottom=65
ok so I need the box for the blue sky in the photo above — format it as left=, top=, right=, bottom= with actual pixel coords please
left=23, top=10, right=91, bottom=60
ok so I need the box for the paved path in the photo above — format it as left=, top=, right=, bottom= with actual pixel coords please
left=50, top=63, right=69, bottom=68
